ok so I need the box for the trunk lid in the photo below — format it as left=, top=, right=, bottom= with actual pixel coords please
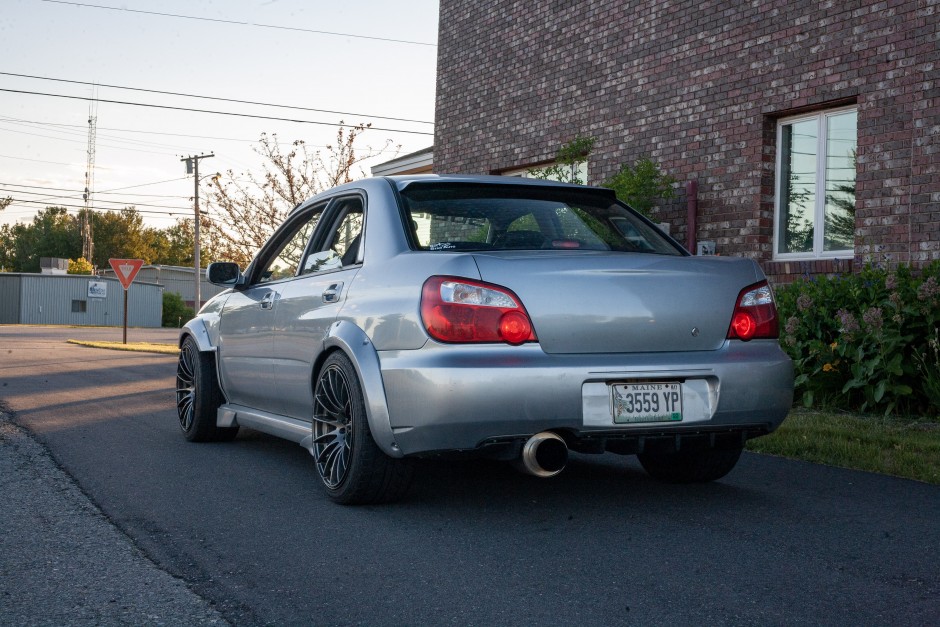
left=472, top=252, right=762, bottom=354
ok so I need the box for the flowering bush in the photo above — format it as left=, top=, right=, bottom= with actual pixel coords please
left=776, top=262, right=940, bottom=416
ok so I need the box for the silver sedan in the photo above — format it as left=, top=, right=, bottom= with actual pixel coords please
left=176, top=175, right=793, bottom=504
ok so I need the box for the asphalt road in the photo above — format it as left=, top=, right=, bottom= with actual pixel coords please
left=1, top=324, right=938, bottom=626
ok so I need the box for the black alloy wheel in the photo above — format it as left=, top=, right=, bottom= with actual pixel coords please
left=311, top=352, right=414, bottom=504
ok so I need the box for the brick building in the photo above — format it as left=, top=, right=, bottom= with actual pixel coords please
left=432, top=0, right=939, bottom=282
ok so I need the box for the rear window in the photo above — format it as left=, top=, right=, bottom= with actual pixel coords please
left=398, top=183, right=684, bottom=255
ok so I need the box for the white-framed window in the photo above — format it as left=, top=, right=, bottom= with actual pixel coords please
left=774, top=106, right=857, bottom=259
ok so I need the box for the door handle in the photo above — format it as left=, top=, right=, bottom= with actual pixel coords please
left=260, top=291, right=275, bottom=310
left=322, top=282, right=344, bottom=303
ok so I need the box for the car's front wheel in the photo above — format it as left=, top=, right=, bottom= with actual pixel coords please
left=176, top=336, right=238, bottom=442
left=311, top=352, right=413, bottom=504
left=637, top=445, right=743, bottom=483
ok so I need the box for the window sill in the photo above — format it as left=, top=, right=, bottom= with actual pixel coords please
left=764, top=257, right=854, bottom=282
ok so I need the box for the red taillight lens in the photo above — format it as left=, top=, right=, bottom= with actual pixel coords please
left=421, top=276, right=537, bottom=345
left=727, top=281, right=779, bottom=341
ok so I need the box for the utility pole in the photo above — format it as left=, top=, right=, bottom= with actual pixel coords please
left=182, top=153, right=214, bottom=312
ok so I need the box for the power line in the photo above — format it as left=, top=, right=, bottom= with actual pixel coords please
left=6, top=197, right=203, bottom=217
left=0, top=181, right=188, bottom=199
left=0, top=72, right=435, bottom=125
left=0, top=187, right=192, bottom=210
left=41, top=1, right=437, bottom=47
left=0, top=115, right=259, bottom=143
left=0, top=116, right=207, bottom=151
left=0, top=124, right=188, bottom=157
left=0, top=88, right=435, bottom=136
left=98, top=177, right=190, bottom=193
left=0, top=152, right=76, bottom=166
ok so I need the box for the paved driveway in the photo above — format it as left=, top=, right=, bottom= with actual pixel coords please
left=1, top=325, right=938, bottom=625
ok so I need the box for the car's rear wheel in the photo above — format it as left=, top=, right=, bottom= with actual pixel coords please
left=312, top=352, right=413, bottom=504
left=176, top=336, right=238, bottom=442
left=637, top=445, right=743, bottom=483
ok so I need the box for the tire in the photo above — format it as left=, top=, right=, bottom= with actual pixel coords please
left=637, top=445, right=743, bottom=483
left=176, top=336, right=238, bottom=442
left=311, top=352, right=413, bottom=504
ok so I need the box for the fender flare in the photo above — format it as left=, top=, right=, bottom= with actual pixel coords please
left=178, top=317, right=231, bottom=406
left=179, top=318, right=214, bottom=352
left=321, top=320, right=403, bottom=459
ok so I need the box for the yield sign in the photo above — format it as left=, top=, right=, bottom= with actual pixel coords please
left=109, top=258, right=144, bottom=290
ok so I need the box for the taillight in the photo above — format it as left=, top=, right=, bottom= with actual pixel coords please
left=420, top=276, right=537, bottom=345
left=727, top=281, right=779, bottom=341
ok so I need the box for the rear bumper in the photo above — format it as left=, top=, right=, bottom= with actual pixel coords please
left=378, top=340, right=794, bottom=456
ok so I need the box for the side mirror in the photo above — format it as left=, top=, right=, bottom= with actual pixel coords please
left=207, top=262, right=243, bottom=287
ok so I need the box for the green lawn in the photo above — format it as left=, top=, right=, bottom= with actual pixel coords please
left=747, top=408, right=940, bottom=485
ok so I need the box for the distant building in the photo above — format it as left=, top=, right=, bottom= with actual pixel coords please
left=0, top=273, right=162, bottom=327
left=371, top=146, right=434, bottom=176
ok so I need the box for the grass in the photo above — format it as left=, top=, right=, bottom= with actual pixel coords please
left=747, top=408, right=940, bottom=485
left=67, top=339, right=179, bottom=355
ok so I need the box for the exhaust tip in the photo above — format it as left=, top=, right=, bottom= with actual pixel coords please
left=519, top=431, right=568, bottom=478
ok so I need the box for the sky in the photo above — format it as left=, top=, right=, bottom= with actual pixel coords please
left=0, top=0, right=439, bottom=229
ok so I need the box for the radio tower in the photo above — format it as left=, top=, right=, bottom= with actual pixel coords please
left=82, top=94, right=98, bottom=262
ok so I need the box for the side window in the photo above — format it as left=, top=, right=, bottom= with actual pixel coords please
left=257, top=206, right=324, bottom=283
left=300, top=197, right=364, bottom=274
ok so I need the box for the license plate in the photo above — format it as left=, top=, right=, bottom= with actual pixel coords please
left=611, top=382, right=682, bottom=423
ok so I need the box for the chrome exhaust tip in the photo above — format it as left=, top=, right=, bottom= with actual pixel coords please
left=518, top=431, right=568, bottom=478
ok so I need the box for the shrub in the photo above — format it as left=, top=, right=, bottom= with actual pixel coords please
left=602, top=157, right=677, bottom=219
left=777, top=262, right=940, bottom=416
left=68, top=257, right=93, bottom=274
left=162, top=292, right=194, bottom=328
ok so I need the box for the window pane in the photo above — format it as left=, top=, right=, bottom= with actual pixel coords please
left=779, top=119, right=817, bottom=254
left=824, top=110, right=857, bottom=251
left=260, top=210, right=322, bottom=282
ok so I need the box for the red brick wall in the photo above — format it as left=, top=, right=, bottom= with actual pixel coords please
left=434, top=0, right=940, bottom=282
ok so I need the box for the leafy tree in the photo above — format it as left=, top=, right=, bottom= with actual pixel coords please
left=602, top=157, right=677, bottom=218
left=0, top=233, right=12, bottom=272
left=68, top=257, right=94, bottom=274
left=147, top=218, right=199, bottom=267
left=2, top=207, right=81, bottom=272
left=88, top=208, right=155, bottom=268
left=205, top=124, right=393, bottom=267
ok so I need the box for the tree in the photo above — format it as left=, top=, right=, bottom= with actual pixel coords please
left=1, top=207, right=81, bottom=272
left=68, top=257, right=94, bottom=274
left=0, top=197, right=12, bottom=271
left=602, top=157, right=677, bottom=219
left=88, top=208, right=155, bottom=268
left=204, top=124, right=393, bottom=267
left=148, top=218, right=198, bottom=267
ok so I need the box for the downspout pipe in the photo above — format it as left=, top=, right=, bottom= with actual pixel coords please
left=686, top=180, right=698, bottom=254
